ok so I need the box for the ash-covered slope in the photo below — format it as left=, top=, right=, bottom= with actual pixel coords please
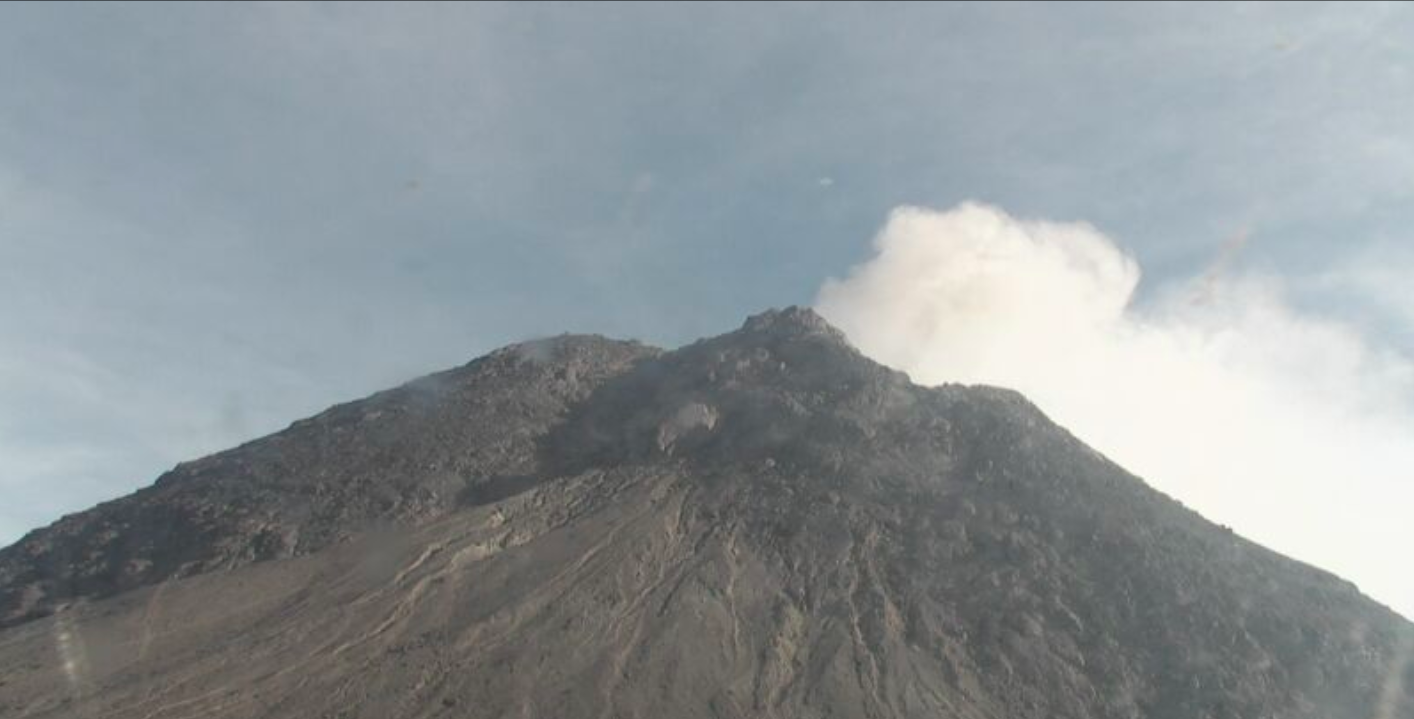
left=0, top=334, right=658, bottom=627
left=1, top=308, right=1410, bottom=719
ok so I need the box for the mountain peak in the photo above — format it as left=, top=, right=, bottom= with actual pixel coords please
left=736, top=305, right=853, bottom=346
left=3, top=309, right=1411, bottom=719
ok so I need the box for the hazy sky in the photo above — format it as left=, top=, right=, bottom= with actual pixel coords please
left=1, top=3, right=1411, bottom=615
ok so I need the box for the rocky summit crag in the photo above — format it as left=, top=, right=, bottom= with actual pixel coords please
left=1, top=307, right=1410, bottom=719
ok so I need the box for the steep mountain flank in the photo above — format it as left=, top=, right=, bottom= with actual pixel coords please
left=1, top=308, right=1409, bottom=719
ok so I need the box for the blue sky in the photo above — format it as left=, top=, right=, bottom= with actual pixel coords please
left=2, top=2, right=1412, bottom=612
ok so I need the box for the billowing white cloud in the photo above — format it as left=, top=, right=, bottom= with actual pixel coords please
left=817, top=202, right=1414, bottom=619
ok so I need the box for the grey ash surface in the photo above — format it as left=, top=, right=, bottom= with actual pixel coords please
left=1, top=308, right=1410, bottom=718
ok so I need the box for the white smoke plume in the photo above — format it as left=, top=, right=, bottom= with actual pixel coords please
left=816, top=202, right=1414, bottom=619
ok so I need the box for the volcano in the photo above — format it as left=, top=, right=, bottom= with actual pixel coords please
left=1, top=307, right=1409, bottom=719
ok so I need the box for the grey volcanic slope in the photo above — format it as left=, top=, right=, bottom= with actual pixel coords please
left=1, top=308, right=1410, bottom=719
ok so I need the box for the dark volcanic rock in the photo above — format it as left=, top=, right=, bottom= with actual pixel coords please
left=0, top=308, right=1410, bottom=719
left=0, top=334, right=657, bottom=626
